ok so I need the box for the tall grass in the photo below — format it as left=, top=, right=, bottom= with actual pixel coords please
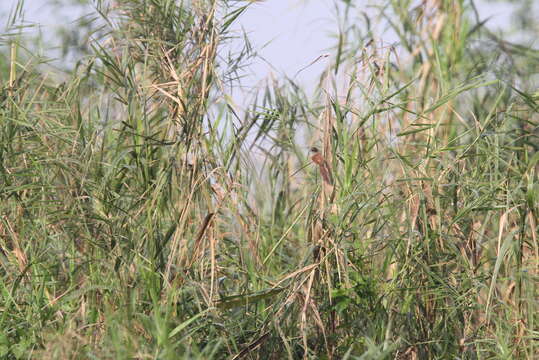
left=0, top=0, right=537, bottom=359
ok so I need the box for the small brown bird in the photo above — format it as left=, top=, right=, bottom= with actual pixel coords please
left=310, top=147, right=333, bottom=186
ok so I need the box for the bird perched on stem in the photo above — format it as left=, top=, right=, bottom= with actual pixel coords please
left=310, top=147, right=333, bottom=186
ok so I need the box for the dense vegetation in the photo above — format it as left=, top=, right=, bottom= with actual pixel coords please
left=1, top=0, right=537, bottom=358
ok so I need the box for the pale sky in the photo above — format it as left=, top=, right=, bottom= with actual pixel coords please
left=0, top=0, right=520, bottom=92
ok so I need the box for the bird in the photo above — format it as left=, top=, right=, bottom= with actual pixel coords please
left=310, top=147, right=333, bottom=186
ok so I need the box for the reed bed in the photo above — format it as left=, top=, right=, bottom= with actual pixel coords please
left=0, top=0, right=537, bottom=358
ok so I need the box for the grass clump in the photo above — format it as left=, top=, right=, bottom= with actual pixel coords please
left=0, top=0, right=537, bottom=358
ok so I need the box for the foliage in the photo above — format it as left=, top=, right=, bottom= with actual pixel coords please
left=0, top=0, right=537, bottom=358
